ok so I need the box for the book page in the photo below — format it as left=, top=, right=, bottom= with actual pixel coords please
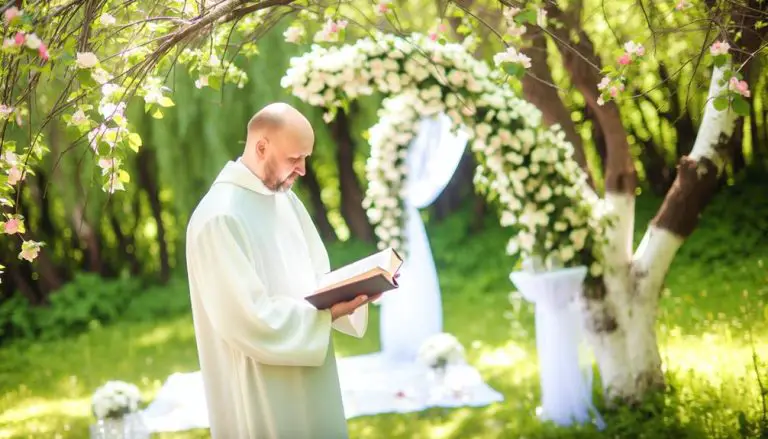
left=317, top=249, right=395, bottom=291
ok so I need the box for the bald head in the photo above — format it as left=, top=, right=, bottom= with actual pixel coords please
left=242, top=102, right=314, bottom=192
left=247, top=102, right=313, bottom=146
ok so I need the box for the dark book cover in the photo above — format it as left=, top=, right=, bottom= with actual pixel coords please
left=305, top=273, right=399, bottom=310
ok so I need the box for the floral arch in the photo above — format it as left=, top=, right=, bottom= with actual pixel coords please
left=281, top=32, right=608, bottom=278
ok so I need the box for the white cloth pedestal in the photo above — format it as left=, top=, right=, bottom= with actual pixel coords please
left=509, top=267, right=605, bottom=429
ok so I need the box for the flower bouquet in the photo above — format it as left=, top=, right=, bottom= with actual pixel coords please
left=417, top=333, right=466, bottom=372
left=89, top=380, right=148, bottom=439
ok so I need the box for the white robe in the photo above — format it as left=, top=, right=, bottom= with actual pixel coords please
left=185, top=159, right=368, bottom=438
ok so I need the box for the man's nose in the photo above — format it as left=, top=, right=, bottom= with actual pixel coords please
left=294, top=159, right=306, bottom=176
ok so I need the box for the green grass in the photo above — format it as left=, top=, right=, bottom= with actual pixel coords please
left=2, top=183, right=768, bottom=438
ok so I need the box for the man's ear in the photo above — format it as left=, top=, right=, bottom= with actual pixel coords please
left=255, top=137, right=268, bottom=157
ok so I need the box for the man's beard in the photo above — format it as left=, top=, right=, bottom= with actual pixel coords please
left=264, top=159, right=296, bottom=192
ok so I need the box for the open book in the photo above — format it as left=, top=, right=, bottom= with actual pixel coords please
left=305, top=248, right=403, bottom=310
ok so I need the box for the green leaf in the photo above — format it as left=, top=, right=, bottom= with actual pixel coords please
left=76, top=69, right=96, bottom=88
left=118, top=170, right=131, bottom=183
left=151, top=108, right=164, bottom=119
left=450, top=8, right=465, bottom=18
left=502, top=62, right=526, bottom=79
left=457, top=24, right=472, bottom=35
left=208, top=76, right=221, bottom=91
left=713, top=54, right=728, bottom=68
left=732, top=95, right=750, bottom=116
left=127, top=133, right=142, bottom=152
left=513, top=9, right=537, bottom=25
left=158, top=96, right=175, bottom=108
left=712, top=96, right=728, bottom=111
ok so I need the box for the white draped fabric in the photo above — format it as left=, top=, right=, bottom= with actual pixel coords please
left=337, top=113, right=503, bottom=417
left=509, top=267, right=605, bottom=429
left=139, top=114, right=503, bottom=433
left=379, top=112, right=468, bottom=361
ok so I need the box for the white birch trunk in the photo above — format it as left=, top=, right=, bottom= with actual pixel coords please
left=584, top=63, right=739, bottom=403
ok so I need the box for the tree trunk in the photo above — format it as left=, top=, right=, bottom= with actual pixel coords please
left=584, top=105, right=607, bottom=174
left=108, top=200, right=142, bottom=276
left=136, top=148, right=170, bottom=282
left=328, top=108, right=375, bottom=242
left=303, top=161, right=338, bottom=242
left=520, top=23, right=591, bottom=184
left=585, top=64, right=739, bottom=404
left=71, top=201, right=102, bottom=274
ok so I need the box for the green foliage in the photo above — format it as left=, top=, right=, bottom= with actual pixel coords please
left=0, top=273, right=192, bottom=346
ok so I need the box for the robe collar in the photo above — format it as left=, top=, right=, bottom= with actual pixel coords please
left=213, top=157, right=276, bottom=196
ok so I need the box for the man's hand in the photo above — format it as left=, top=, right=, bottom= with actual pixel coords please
left=330, top=293, right=381, bottom=321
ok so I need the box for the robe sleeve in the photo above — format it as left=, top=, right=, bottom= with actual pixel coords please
left=331, top=305, right=368, bottom=338
left=286, top=191, right=369, bottom=338
left=188, top=214, right=333, bottom=367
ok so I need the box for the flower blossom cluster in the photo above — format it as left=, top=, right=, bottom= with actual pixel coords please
left=91, top=380, right=142, bottom=420
left=490, top=6, right=534, bottom=75
left=282, top=32, right=607, bottom=274
left=417, top=332, right=466, bottom=370
left=2, top=7, right=49, bottom=61
left=596, top=41, right=645, bottom=106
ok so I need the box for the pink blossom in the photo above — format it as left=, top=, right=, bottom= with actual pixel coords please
left=13, top=32, right=24, bottom=46
left=98, top=157, right=117, bottom=170
left=429, top=32, right=438, bottom=42
left=728, top=77, right=750, bottom=98
left=609, top=86, right=620, bottom=97
left=38, top=43, right=49, bottom=61
left=19, top=241, right=41, bottom=262
left=597, top=76, right=611, bottom=90
left=3, top=218, right=20, bottom=234
left=7, top=166, right=23, bottom=185
left=618, top=53, right=632, bottom=65
left=675, top=0, right=690, bottom=10
left=3, top=6, right=20, bottom=23
left=375, top=1, right=390, bottom=14
left=710, top=41, right=730, bottom=56
left=0, top=104, right=12, bottom=118
left=623, top=41, right=645, bottom=56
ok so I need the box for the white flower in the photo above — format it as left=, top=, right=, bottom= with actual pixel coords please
left=417, top=333, right=465, bottom=368
left=91, top=380, right=141, bottom=420
left=500, top=211, right=516, bottom=226
left=559, top=246, right=575, bottom=262
left=570, top=228, right=588, bottom=250
left=506, top=239, right=519, bottom=255
left=24, top=33, right=41, bottom=50
left=99, top=13, right=116, bottom=26
left=68, top=109, right=89, bottom=126
left=284, top=25, right=304, bottom=44
left=76, top=52, right=99, bottom=69
left=493, top=47, right=531, bottom=69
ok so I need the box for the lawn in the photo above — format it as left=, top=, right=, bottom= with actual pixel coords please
left=1, top=183, right=768, bottom=438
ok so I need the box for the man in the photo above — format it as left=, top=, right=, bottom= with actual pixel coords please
left=185, top=102, right=374, bottom=438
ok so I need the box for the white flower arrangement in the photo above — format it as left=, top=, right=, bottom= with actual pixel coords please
left=281, top=32, right=611, bottom=279
left=417, top=332, right=466, bottom=370
left=91, top=380, right=142, bottom=420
